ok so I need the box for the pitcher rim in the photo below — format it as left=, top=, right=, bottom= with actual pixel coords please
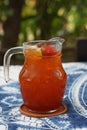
left=23, top=37, right=64, bottom=46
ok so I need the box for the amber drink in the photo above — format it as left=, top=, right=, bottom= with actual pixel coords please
left=19, top=42, right=67, bottom=113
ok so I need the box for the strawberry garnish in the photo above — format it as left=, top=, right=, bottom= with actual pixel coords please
left=41, top=45, right=57, bottom=56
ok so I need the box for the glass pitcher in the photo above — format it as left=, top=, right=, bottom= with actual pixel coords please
left=4, top=37, right=67, bottom=114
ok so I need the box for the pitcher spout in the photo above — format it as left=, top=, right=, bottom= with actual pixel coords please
left=50, top=37, right=65, bottom=51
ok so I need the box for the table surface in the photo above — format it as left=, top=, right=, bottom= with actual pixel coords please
left=0, top=62, right=87, bottom=130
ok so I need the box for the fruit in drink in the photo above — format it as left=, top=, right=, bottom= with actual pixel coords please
left=41, top=45, right=57, bottom=56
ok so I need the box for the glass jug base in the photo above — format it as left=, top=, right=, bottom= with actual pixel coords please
left=19, top=104, right=67, bottom=118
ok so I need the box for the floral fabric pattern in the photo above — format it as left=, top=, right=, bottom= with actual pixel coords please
left=0, top=63, right=87, bottom=130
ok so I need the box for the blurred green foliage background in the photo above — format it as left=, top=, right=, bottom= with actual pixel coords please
left=0, top=0, right=87, bottom=63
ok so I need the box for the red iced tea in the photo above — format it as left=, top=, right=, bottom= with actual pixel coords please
left=19, top=45, right=67, bottom=112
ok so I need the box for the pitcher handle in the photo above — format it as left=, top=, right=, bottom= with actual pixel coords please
left=3, top=46, right=23, bottom=82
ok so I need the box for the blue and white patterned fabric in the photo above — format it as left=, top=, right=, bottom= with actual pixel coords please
left=0, top=62, right=87, bottom=130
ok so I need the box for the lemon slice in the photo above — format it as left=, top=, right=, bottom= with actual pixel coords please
left=24, top=45, right=42, bottom=57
